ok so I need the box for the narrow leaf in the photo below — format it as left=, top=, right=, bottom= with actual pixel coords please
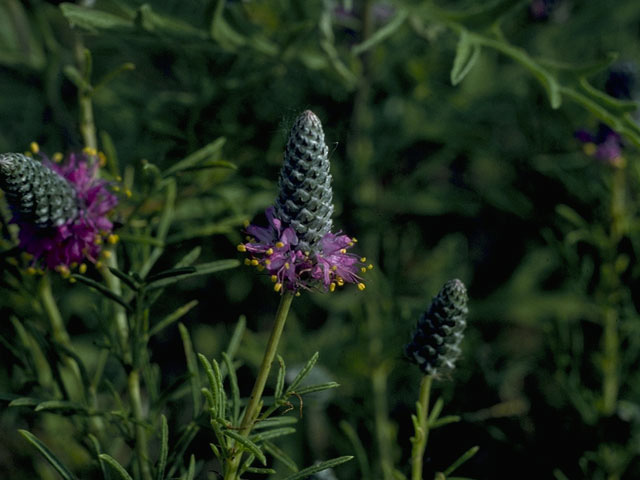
left=249, top=427, right=296, bottom=443
left=245, top=467, right=277, bottom=474
left=19, top=430, right=78, bottom=480
left=222, top=352, right=240, bottom=424
left=430, top=415, right=461, bottom=429
left=156, top=415, right=169, bottom=480
left=264, top=441, right=298, bottom=473
left=107, top=267, right=139, bottom=291
left=340, top=421, right=371, bottom=480
left=99, top=454, right=134, bottom=480
left=35, top=400, right=87, bottom=413
left=60, top=3, right=133, bottom=32
left=295, top=382, right=340, bottom=396
left=275, top=355, right=286, bottom=399
left=87, top=434, right=109, bottom=480
left=146, top=260, right=240, bottom=289
left=253, top=416, right=298, bottom=430
left=179, top=323, right=201, bottom=417
left=146, top=267, right=196, bottom=284
left=443, top=446, right=480, bottom=476
left=185, top=454, right=196, bottom=480
left=428, top=397, right=444, bottom=424
left=166, top=422, right=200, bottom=479
left=150, top=300, right=199, bottom=337
left=352, top=9, right=409, bottom=55
left=451, top=30, right=481, bottom=85
left=281, top=456, right=353, bottom=480
left=162, top=138, right=226, bottom=178
left=286, top=352, right=319, bottom=393
left=71, top=274, right=133, bottom=312
left=9, top=397, right=39, bottom=407
left=223, top=429, right=267, bottom=465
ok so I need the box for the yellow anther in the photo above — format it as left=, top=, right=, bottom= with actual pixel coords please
left=295, top=292, right=300, bottom=297
left=237, top=244, right=247, bottom=252
left=275, top=242, right=285, bottom=249
left=53, top=152, right=64, bottom=163
left=360, top=257, right=366, bottom=262
left=98, top=152, right=107, bottom=167
left=329, top=282, right=336, bottom=292
left=331, top=265, right=338, bottom=271
left=113, top=185, right=121, bottom=192
left=24, top=152, right=33, bottom=157
left=94, top=236, right=103, bottom=245
left=102, top=250, right=112, bottom=259
left=95, top=261, right=103, bottom=269
left=348, top=242, right=354, bottom=247
left=70, top=262, right=78, bottom=268
left=83, top=146, right=98, bottom=156
left=26, top=267, right=37, bottom=275
left=79, top=263, right=87, bottom=274
left=304, top=251, right=310, bottom=256
left=583, top=142, right=597, bottom=156
left=116, top=175, right=122, bottom=182
left=271, top=275, right=277, bottom=282
left=257, top=265, right=264, bottom=271
left=352, top=237, right=358, bottom=243
left=69, top=277, right=77, bottom=284
left=337, top=277, right=344, bottom=286
left=125, top=189, right=132, bottom=198
left=361, top=267, right=367, bottom=273
left=107, top=234, right=119, bottom=245
left=368, top=264, right=373, bottom=270
left=274, top=282, right=282, bottom=292
left=284, top=262, right=290, bottom=269
left=339, top=249, right=347, bottom=254
left=266, top=248, right=274, bottom=255
left=265, top=259, right=271, bottom=265
left=357, top=283, right=366, bottom=291
left=244, top=258, right=251, bottom=265
left=30, top=142, right=39, bottom=154
left=250, top=259, right=259, bottom=266
left=243, top=219, right=250, bottom=228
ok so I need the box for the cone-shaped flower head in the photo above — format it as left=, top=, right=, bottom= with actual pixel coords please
left=238, top=110, right=371, bottom=293
left=275, top=110, right=333, bottom=252
left=405, top=279, right=468, bottom=377
left=0, top=151, right=118, bottom=271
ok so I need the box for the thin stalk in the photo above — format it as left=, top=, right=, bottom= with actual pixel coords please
left=223, top=291, right=294, bottom=480
left=372, top=365, right=394, bottom=480
left=129, top=369, right=152, bottom=480
left=411, top=375, right=433, bottom=480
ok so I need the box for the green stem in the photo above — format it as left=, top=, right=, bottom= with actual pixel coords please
left=372, top=365, right=394, bottom=480
left=129, top=369, right=152, bottom=480
left=223, top=291, right=294, bottom=480
left=411, top=375, right=433, bottom=480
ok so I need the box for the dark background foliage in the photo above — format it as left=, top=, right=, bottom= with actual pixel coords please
left=1, top=0, right=639, bottom=479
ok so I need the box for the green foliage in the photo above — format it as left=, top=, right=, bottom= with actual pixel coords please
left=0, top=0, right=639, bottom=479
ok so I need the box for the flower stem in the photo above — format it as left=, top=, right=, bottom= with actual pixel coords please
left=129, top=369, right=152, bottom=480
left=411, top=375, right=433, bottom=480
left=223, top=290, right=294, bottom=480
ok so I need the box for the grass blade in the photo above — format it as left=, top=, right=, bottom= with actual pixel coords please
left=19, top=429, right=78, bottom=480
left=281, top=456, right=353, bottom=480
left=99, top=454, right=133, bottom=480
left=156, top=415, right=169, bottom=480
left=179, top=323, right=202, bottom=417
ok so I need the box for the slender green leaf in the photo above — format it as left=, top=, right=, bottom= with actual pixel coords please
left=156, top=415, right=169, bottom=480
left=175, top=247, right=202, bottom=268
left=87, top=434, right=109, bottom=480
left=107, top=267, right=139, bottom=291
left=9, top=397, right=39, bottom=407
left=222, top=352, right=240, bottom=424
left=99, top=454, right=133, bottom=480
left=295, top=382, right=340, bottom=396
left=198, top=354, right=219, bottom=417
left=179, top=323, right=201, bottom=417
left=210, top=0, right=246, bottom=50
left=162, top=138, right=226, bottom=178
left=451, top=30, right=481, bottom=85
left=281, top=456, right=353, bottom=480
left=249, top=427, right=296, bottom=443
left=146, top=267, right=196, bottom=284
left=146, top=260, right=240, bottom=289
left=443, top=446, right=480, bottom=476
left=286, top=352, right=319, bottom=394
left=150, top=300, right=199, bottom=337
left=71, top=274, right=133, bottom=312
left=275, top=355, right=286, bottom=399
left=428, top=397, right=444, bottom=424
left=352, top=9, right=409, bottom=55
left=263, top=441, right=298, bottom=473
left=340, top=421, right=371, bottom=480
left=245, top=467, right=277, bottom=474
left=212, top=359, right=226, bottom=417
left=253, top=416, right=298, bottom=430
left=19, top=430, right=78, bottom=480
left=166, top=422, right=200, bottom=479
left=60, top=3, right=133, bottom=32
left=135, top=4, right=207, bottom=39
left=222, top=429, right=267, bottom=465
left=63, top=65, right=92, bottom=93
left=35, top=400, right=87, bottom=413
left=430, top=415, right=461, bottom=429
left=185, top=454, right=196, bottom=480
left=579, top=77, right=639, bottom=113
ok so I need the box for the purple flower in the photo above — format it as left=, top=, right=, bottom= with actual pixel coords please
left=239, top=207, right=370, bottom=293
left=575, top=125, right=624, bottom=166
left=3, top=151, right=118, bottom=271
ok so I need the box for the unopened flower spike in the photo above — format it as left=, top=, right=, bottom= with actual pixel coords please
left=405, top=279, right=468, bottom=377
left=239, top=110, right=368, bottom=293
left=0, top=151, right=118, bottom=271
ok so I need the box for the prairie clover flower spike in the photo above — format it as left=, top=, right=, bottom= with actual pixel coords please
left=0, top=151, right=118, bottom=271
left=239, top=110, right=370, bottom=293
left=405, top=279, right=468, bottom=377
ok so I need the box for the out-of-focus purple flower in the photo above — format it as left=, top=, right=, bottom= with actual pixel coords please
left=575, top=126, right=624, bottom=166
left=0, top=150, right=118, bottom=272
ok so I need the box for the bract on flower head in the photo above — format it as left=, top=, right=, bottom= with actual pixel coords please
left=238, top=111, right=371, bottom=293
left=0, top=150, right=118, bottom=272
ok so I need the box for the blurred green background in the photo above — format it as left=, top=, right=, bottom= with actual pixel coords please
left=1, top=0, right=640, bottom=479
